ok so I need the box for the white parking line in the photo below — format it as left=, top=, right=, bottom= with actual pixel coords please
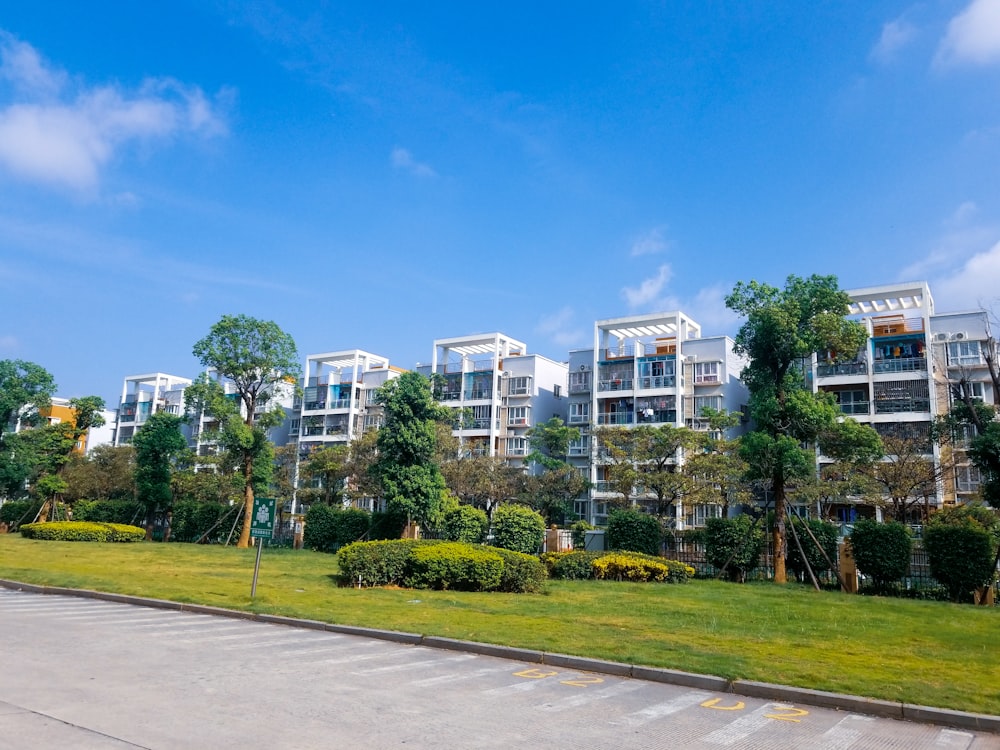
left=934, top=728, right=975, bottom=749
left=538, top=680, right=644, bottom=712
left=806, top=714, right=873, bottom=749
left=703, top=703, right=783, bottom=746
left=410, top=664, right=513, bottom=687
left=615, top=690, right=713, bottom=727
left=354, top=654, right=477, bottom=676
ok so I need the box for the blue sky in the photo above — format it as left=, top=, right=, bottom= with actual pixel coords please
left=3, top=1, right=1000, bottom=406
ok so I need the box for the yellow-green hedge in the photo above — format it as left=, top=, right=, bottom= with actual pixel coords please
left=20, top=521, right=146, bottom=543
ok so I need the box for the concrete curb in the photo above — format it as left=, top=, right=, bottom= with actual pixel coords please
left=1, top=578, right=996, bottom=733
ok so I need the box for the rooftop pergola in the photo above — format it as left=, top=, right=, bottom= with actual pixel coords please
left=595, top=311, right=701, bottom=354
left=845, top=282, right=934, bottom=317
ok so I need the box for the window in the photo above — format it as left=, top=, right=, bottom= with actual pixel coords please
left=694, top=361, right=721, bottom=383
left=693, top=396, right=723, bottom=414
left=835, top=389, right=869, bottom=415
left=952, top=381, right=986, bottom=404
left=289, top=418, right=300, bottom=432
left=471, top=404, right=492, bottom=429
left=508, top=376, right=530, bottom=396
left=553, top=384, right=561, bottom=399
left=569, top=402, right=590, bottom=423
left=506, top=437, right=529, bottom=456
left=948, top=340, right=982, bottom=367
left=569, top=371, right=590, bottom=391
left=568, top=435, right=590, bottom=456
left=956, top=465, right=982, bottom=493
left=508, top=406, right=529, bottom=426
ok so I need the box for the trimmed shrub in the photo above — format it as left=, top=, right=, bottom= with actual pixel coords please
left=569, top=520, right=594, bottom=549
left=849, top=519, right=912, bottom=592
left=545, top=550, right=603, bottom=580
left=169, top=500, right=241, bottom=543
left=0, top=499, right=43, bottom=529
left=303, top=505, right=372, bottom=553
left=786, top=517, right=840, bottom=581
left=20, top=521, right=145, bottom=542
left=490, top=547, right=547, bottom=593
left=73, top=499, right=145, bottom=525
left=606, top=509, right=662, bottom=556
left=404, top=542, right=504, bottom=591
left=593, top=552, right=670, bottom=582
left=368, top=509, right=408, bottom=540
left=704, top=515, right=765, bottom=583
left=490, top=504, right=545, bottom=555
left=923, top=504, right=999, bottom=603
left=337, top=539, right=422, bottom=587
left=441, top=505, right=489, bottom=544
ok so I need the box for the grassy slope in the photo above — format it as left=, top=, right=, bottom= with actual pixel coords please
left=1, top=534, right=996, bottom=715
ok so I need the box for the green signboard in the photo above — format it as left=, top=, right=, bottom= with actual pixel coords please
left=250, top=497, right=277, bottom=540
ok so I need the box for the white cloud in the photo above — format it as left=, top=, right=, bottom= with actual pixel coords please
left=536, top=306, right=587, bottom=348
left=899, top=201, right=996, bottom=280
left=630, top=226, right=669, bottom=257
left=935, top=0, right=1000, bottom=67
left=870, top=19, right=917, bottom=65
left=622, top=264, right=673, bottom=309
left=933, top=239, right=1000, bottom=310
left=391, top=146, right=437, bottom=177
left=0, top=31, right=228, bottom=192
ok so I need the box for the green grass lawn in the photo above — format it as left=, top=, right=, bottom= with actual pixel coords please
left=1, top=533, right=997, bottom=715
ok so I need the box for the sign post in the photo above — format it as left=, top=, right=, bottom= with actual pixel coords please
left=250, top=497, right=276, bottom=598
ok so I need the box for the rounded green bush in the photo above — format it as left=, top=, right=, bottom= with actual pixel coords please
left=923, top=505, right=999, bottom=603
left=441, top=505, right=489, bottom=544
left=405, top=542, right=504, bottom=591
left=489, top=547, right=547, bottom=592
left=705, top=515, right=765, bottom=582
left=20, top=521, right=145, bottom=542
left=337, top=539, right=424, bottom=587
left=849, top=519, right=912, bottom=592
left=546, top=550, right=603, bottom=580
left=490, top=504, right=545, bottom=554
left=606, top=509, right=662, bottom=556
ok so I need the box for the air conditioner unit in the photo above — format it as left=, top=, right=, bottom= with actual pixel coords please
left=950, top=332, right=969, bottom=341
left=933, top=332, right=949, bottom=343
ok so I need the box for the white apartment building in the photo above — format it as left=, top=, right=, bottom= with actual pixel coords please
left=568, top=311, right=749, bottom=527
left=813, top=281, right=996, bottom=520
left=416, top=333, right=568, bottom=465
left=296, top=349, right=401, bottom=456
left=113, top=373, right=192, bottom=446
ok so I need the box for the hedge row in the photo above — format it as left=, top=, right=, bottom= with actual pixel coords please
left=336, top=539, right=546, bottom=593
left=303, top=505, right=407, bottom=552
left=540, top=550, right=694, bottom=583
left=20, top=521, right=146, bottom=543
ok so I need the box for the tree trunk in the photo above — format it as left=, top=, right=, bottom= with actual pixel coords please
left=773, top=475, right=787, bottom=584
left=237, top=452, right=254, bottom=548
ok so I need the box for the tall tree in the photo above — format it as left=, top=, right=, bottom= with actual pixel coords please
left=302, top=445, right=351, bottom=505
left=441, top=454, right=522, bottom=517
left=190, top=314, right=299, bottom=548
left=373, top=371, right=450, bottom=529
left=67, top=396, right=106, bottom=450
left=726, top=275, right=871, bottom=583
left=61, top=445, right=136, bottom=502
left=526, top=416, right=579, bottom=469
left=132, top=412, right=187, bottom=538
left=0, top=360, right=56, bottom=433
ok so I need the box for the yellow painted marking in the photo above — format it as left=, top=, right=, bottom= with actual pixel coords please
left=765, top=705, right=809, bottom=722
left=560, top=675, right=605, bottom=688
left=513, top=668, right=558, bottom=679
left=701, top=698, right=745, bottom=711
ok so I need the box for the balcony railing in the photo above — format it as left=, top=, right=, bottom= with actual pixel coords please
left=637, top=410, right=676, bottom=424
left=468, top=389, right=493, bottom=400
left=568, top=414, right=590, bottom=424
left=568, top=381, right=591, bottom=394
left=597, top=413, right=634, bottom=425
left=506, top=446, right=529, bottom=456
left=873, top=356, right=926, bottom=374
left=598, top=379, right=634, bottom=392
left=838, top=401, right=870, bottom=415
left=874, top=398, right=931, bottom=414
left=818, top=361, right=867, bottom=377
left=304, top=401, right=326, bottom=411
left=439, top=390, right=462, bottom=401
left=638, top=375, right=675, bottom=389
left=568, top=445, right=589, bottom=456
left=472, top=418, right=492, bottom=429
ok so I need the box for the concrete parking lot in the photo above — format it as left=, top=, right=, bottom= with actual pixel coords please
left=1, top=588, right=997, bottom=749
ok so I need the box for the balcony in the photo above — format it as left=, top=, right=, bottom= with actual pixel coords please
left=569, top=380, right=591, bottom=395
left=597, top=413, right=634, bottom=425
left=818, top=361, right=867, bottom=377
left=568, top=413, right=590, bottom=425
left=468, top=389, right=493, bottom=400
left=302, top=427, right=324, bottom=436
left=329, top=399, right=352, bottom=410
left=637, top=409, right=676, bottom=424
left=508, top=417, right=529, bottom=426
left=472, top=418, right=492, bottom=429
left=638, top=375, right=675, bottom=390
left=303, top=401, right=326, bottom=411
left=874, top=398, right=931, bottom=414
left=873, top=356, right=926, bottom=374
left=838, top=401, right=870, bottom=416
left=439, top=390, right=462, bottom=401
left=506, top=445, right=530, bottom=456
left=568, top=445, right=589, bottom=456
left=598, top=379, right=634, bottom=392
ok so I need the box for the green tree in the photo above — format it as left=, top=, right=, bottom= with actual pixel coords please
left=705, top=514, right=766, bottom=583
left=441, top=504, right=489, bottom=543
left=521, top=464, right=589, bottom=524
left=527, top=416, right=579, bottom=469
left=67, top=396, right=106, bottom=449
left=606, top=508, right=662, bottom=555
left=490, top=503, right=546, bottom=554
left=132, top=412, right=188, bottom=538
left=923, top=504, right=999, bottom=603
left=848, top=519, right=912, bottom=592
left=61, top=445, right=136, bottom=502
left=441, top=454, right=521, bottom=517
left=190, top=314, right=299, bottom=548
left=726, top=274, right=871, bottom=583
left=302, top=445, right=351, bottom=505
left=0, top=359, right=56, bottom=433
left=373, top=372, right=450, bottom=529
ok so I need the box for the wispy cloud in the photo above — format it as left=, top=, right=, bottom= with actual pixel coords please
left=630, top=226, right=670, bottom=257
left=899, top=201, right=996, bottom=280
left=536, top=306, right=587, bottom=348
left=870, top=18, right=917, bottom=65
left=935, top=0, right=1000, bottom=67
left=934, top=239, right=1000, bottom=310
left=391, top=146, right=437, bottom=177
left=622, top=264, right=673, bottom=309
left=0, top=30, right=230, bottom=192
